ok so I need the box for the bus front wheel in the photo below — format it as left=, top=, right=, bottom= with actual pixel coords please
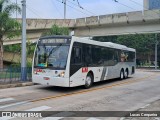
left=84, top=74, right=93, bottom=89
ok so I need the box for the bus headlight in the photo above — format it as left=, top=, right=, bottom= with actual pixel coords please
left=58, top=72, right=65, bottom=77
left=33, top=69, right=37, bottom=74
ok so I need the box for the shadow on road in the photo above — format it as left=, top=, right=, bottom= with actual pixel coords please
left=36, top=77, right=133, bottom=93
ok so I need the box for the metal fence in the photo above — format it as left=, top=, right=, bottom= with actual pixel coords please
left=0, top=66, right=32, bottom=85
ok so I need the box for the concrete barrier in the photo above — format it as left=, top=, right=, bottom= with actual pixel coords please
left=128, top=11, right=143, bottom=23
left=86, top=16, right=99, bottom=26
left=76, top=18, right=86, bottom=27
left=99, top=14, right=113, bottom=25
left=0, top=82, right=34, bottom=89
left=144, top=10, right=160, bottom=22
left=113, top=13, right=128, bottom=24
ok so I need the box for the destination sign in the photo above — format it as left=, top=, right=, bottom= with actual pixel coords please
left=41, top=38, right=70, bottom=44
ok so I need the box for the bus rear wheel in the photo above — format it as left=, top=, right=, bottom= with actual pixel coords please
left=84, top=74, right=93, bottom=89
left=124, top=69, right=129, bottom=79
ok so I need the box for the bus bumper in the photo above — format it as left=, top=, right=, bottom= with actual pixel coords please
left=32, top=76, right=70, bottom=87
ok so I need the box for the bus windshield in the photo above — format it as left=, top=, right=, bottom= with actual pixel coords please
left=34, top=44, right=70, bottom=69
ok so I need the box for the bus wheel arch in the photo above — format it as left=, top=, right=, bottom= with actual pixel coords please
left=84, top=71, right=94, bottom=89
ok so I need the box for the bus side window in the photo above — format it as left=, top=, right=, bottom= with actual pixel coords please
left=71, top=47, right=82, bottom=64
left=120, top=51, right=126, bottom=62
left=128, top=51, right=135, bottom=62
left=114, top=50, right=119, bottom=63
left=92, top=46, right=102, bottom=66
left=107, top=49, right=114, bottom=66
left=84, top=45, right=92, bottom=65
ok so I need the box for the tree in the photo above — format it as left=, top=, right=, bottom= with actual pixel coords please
left=0, top=0, right=21, bottom=68
left=41, top=24, right=69, bottom=37
left=116, top=34, right=156, bottom=63
left=93, top=33, right=160, bottom=66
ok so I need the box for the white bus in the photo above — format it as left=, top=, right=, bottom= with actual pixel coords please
left=32, top=36, right=136, bottom=88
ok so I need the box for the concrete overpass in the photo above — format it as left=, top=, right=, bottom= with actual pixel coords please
left=74, top=9, right=160, bottom=36
left=3, top=9, right=160, bottom=45
left=3, top=19, right=75, bottom=45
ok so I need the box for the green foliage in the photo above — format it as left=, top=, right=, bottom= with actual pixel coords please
left=41, top=24, right=69, bottom=37
left=116, top=34, right=155, bottom=53
left=4, top=41, right=36, bottom=55
left=93, top=33, right=160, bottom=66
left=26, top=40, right=36, bottom=56
left=4, top=43, right=20, bottom=52
left=93, top=36, right=118, bottom=42
left=0, top=0, right=21, bottom=40
left=4, top=40, right=36, bottom=67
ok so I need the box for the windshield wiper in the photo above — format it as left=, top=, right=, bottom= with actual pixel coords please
left=34, top=66, right=46, bottom=69
left=48, top=44, right=62, bottom=58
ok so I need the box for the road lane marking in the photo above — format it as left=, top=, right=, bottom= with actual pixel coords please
left=0, top=106, right=51, bottom=120
left=0, top=116, right=12, bottom=120
left=87, top=118, right=102, bottom=120
left=26, top=106, right=51, bottom=111
left=0, top=98, right=14, bottom=103
left=0, top=101, right=29, bottom=109
left=140, top=104, right=150, bottom=109
left=40, top=111, right=75, bottom=120
left=154, top=118, right=160, bottom=120
left=120, top=117, right=125, bottom=120
left=30, top=73, right=159, bottom=103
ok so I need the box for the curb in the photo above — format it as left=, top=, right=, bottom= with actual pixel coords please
left=0, top=82, right=34, bottom=89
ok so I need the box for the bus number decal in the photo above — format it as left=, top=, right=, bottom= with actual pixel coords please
left=82, top=68, right=88, bottom=73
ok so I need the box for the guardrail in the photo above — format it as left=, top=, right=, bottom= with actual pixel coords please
left=0, top=66, right=32, bottom=85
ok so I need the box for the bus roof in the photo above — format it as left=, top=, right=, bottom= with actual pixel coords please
left=38, top=35, right=135, bottom=52
left=72, top=36, right=136, bottom=52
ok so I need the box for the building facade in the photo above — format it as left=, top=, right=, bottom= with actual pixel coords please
left=144, top=0, right=160, bottom=10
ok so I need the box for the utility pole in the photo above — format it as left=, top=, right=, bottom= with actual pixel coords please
left=16, top=0, right=17, bottom=19
left=21, top=0, right=27, bottom=81
left=155, top=34, right=158, bottom=69
left=64, top=0, right=66, bottom=19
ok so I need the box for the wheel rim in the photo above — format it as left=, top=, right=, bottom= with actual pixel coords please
left=86, top=76, right=92, bottom=86
left=125, top=71, right=128, bottom=78
left=120, top=71, right=124, bottom=79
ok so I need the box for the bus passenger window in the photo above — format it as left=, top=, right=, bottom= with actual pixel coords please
left=71, top=47, right=82, bottom=64
left=107, top=49, right=115, bottom=66
left=114, top=50, right=119, bottom=63
left=84, top=46, right=92, bottom=65
left=120, top=52, right=126, bottom=62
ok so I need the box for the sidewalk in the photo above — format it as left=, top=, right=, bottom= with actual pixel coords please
left=137, top=68, right=160, bottom=72
left=0, top=82, right=33, bottom=89
left=145, top=69, right=160, bottom=72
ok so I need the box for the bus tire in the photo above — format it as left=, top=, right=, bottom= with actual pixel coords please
left=84, top=73, right=93, bottom=89
left=124, top=69, right=129, bottom=79
left=120, top=69, right=124, bottom=80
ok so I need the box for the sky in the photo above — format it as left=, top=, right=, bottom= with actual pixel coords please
left=11, top=0, right=143, bottom=19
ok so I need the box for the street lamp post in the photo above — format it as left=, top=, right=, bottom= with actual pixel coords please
left=64, top=0, right=66, bottom=19
left=21, top=0, right=27, bottom=81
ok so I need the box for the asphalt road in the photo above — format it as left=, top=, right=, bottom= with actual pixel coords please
left=0, top=69, right=160, bottom=120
